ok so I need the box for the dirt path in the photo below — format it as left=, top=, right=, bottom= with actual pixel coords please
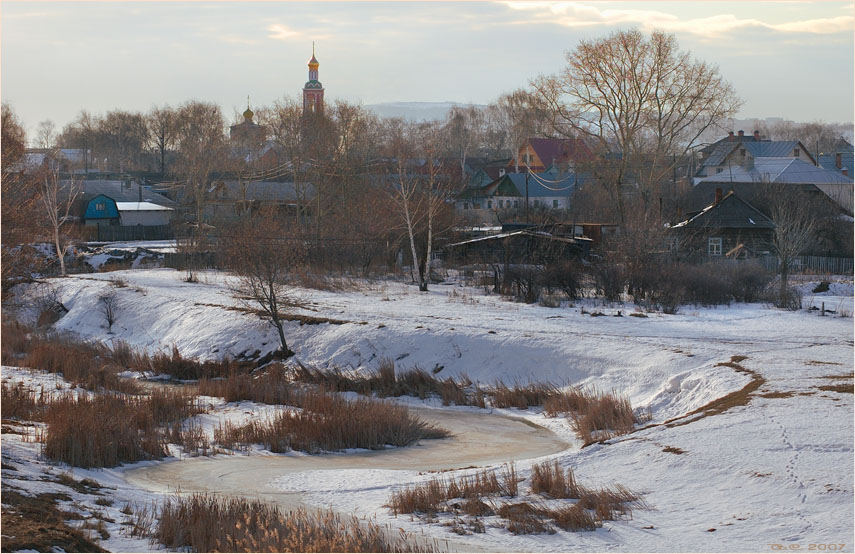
left=125, top=405, right=569, bottom=550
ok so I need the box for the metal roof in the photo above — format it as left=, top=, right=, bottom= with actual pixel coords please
left=115, top=202, right=174, bottom=212
left=695, top=157, right=853, bottom=185
left=743, top=141, right=806, bottom=159
left=673, top=191, right=774, bottom=230
left=73, top=180, right=177, bottom=206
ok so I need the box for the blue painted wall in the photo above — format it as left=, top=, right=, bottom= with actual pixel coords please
left=84, top=194, right=119, bottom=221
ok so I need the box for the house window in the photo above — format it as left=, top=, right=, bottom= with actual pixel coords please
left=474, top=203, right=481, bottom=209
left=708, top=237, right=723, bottom=257
left=487, top=200, right=492, bottom=209
left=793, top=148, right=800, bottom=157
left=552, top=200, right=559, bottom=208
left=716, top=167, right=724, bottom=174
left=95, top=202, right=105, bottom=211
left=463, top=202, right=469, bottom=210
left=514, top=200, right=520, bottom=208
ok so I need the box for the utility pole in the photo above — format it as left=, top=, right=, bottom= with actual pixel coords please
left=525, top=169, right=530, bottom=225
left=524, top=149, right=530, bottom=225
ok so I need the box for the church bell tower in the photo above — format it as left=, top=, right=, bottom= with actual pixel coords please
left=302, top=43, right=324, bottom=115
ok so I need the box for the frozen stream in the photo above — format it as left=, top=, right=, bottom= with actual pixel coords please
left=124, top=406, right=569, bottom=550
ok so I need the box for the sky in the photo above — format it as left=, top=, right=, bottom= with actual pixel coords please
left=1, top=1, right=853, bottom=140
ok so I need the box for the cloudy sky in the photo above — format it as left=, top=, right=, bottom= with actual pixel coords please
left=2, top=1, right=853, bottom=139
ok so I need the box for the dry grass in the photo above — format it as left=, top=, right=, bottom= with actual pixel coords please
left=548, top=503, right=601, bottom=531
left=569, top=391, right=641, bottom=446
left=491, top=381, right=558, bottom=410
left=155, top=493, right=439, bottom=553
left=496, top=502, right=554, bottom=535
left=1, top=382, right=49, bottom=421
left=388, top=460, right=645, bottom=536
left=0, top=488, right=106, bottom=553
left=41, top=389, right=203, bottom=468
left=817, top=383, right=854, bottom=394
left=198, top=366, right=295, bottom=405
left=576, top=485, right=645, bottom=521
left=144, top=346, right=245, bottom=380
left=530, top=460, right=584, bottom=498
left=387, top=465, right=516, bottom=516
left=291, top=359, right=486, bottom=407
left=216, top=393, right=448, bottom=454
left=2, top=321, right=139, bottom=394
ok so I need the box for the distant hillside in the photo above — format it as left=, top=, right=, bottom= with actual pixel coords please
left=365, top=102, right=487, bottom=122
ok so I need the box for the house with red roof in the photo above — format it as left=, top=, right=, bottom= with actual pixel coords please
left=508, top=138, right=592, bottom=173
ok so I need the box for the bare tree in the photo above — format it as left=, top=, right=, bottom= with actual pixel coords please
left=36, top=120, right=57, bottom=149
left=41, top=169, right=81, bottom=276
left=2, top=104, right=47, bottom=293
left=58, top=110, right=98, bottom=173
left=224, top=210, right=306, bottom=357
left=147, top=105, right=178, bottom=174
left=99, top=291, right=118, bottom=331
left=531, top=28, right=742, bottom=223
left=387, top=121, right=455, bottom=291
left=761, top=184, right=821, bottom=305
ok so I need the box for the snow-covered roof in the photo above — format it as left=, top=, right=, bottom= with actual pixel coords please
left=115, top=202, right=174, bottom=212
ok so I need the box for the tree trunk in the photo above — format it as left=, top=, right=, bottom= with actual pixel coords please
left=273, top=317, right=293, bottom=358
left=54, top=230, right=66, bottom=276
left=779, top=258, right=789, bottom=299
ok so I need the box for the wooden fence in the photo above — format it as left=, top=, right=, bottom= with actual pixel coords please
left=757, top=255, right=853, bottom=276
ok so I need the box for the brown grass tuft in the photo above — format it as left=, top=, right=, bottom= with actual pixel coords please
left=530, top=460, right=584, bottom=498
left=215, top=393, right=448, bottom=454
left=41, top=389, right=203, bottom=468
left=156, top=493, right=438, bottom=553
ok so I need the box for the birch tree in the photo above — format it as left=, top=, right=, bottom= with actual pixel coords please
left=387, top=121, right=454, bottom=291
left=41, top=169, right=81, bottom=276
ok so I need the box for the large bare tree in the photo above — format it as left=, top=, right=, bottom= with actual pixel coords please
left=531, top=28, right=742, bottom=223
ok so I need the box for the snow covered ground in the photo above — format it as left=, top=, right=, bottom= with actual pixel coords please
left=3, top=268, right=853, bottom=552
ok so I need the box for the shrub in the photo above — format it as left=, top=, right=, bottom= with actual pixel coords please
left=539, top=261, right=583, bottom=300
left=592, top=261, right=626, bottom=302
left=502, top=266, right=542, bottom=303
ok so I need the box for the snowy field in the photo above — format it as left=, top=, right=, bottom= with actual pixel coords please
left=2, top=268, right=853, bottom=552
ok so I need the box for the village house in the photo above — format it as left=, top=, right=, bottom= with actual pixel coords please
left=455, top=170, right=582, bottom=224
left=671, top=189, right=775, bottom=259
left=508, top=137, right=591, bottom=173
left=816, top=139, right=853, bottom=178
left=688, top=156, right=854, bottom=214
left=693, top=131, right=816, bottom=182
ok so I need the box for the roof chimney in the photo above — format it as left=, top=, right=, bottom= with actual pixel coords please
left=753, top=130, right=760, bottom=140
left=738, top=130, right=744, bottom=137
left=836, top=153, right=842, bottom=169
left=728, top=131, right=735, bottom=141
left=715, top=187, right=723, bottom=204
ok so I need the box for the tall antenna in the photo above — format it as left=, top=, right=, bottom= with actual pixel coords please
left=313, top=41, right=315, bottom=57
